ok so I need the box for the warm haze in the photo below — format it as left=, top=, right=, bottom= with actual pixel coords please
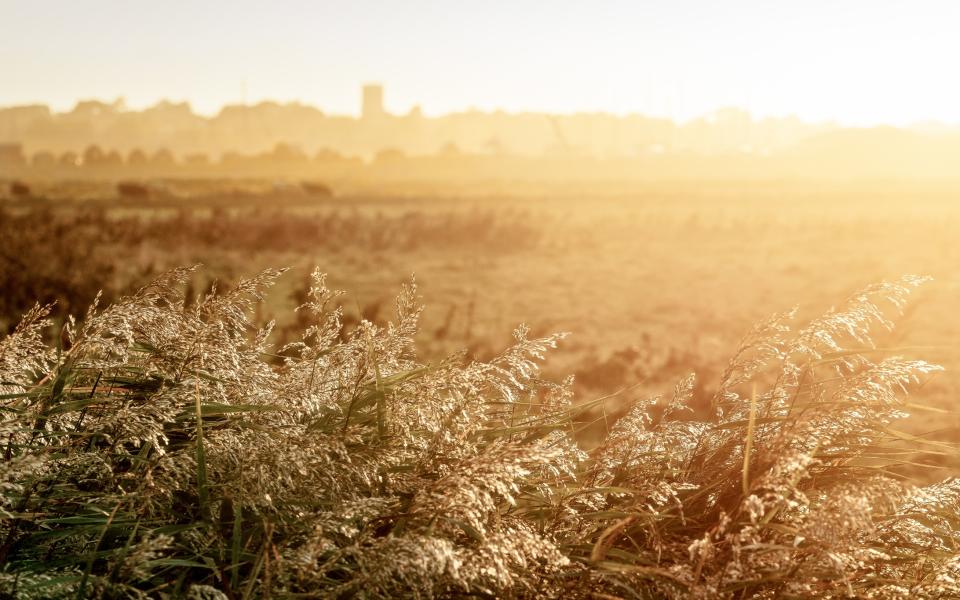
left=4, top=3, right=960, bottom=599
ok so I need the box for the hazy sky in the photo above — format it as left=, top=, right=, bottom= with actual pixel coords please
left=3, top=0, right=959, bottom=124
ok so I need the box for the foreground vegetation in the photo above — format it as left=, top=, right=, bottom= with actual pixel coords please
left=0, top=267, right=957, bottom=598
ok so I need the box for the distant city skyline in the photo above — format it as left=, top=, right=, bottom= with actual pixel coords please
left=0, top=88, right=835, bottom=124
left=4, top=1, right=960, bottom=125
left=0, top=87, right=839, bottom=160
left=5, top=87, right=960, bottom=183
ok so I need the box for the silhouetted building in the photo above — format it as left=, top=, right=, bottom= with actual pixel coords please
left=362, top=84, right=385, bottom=119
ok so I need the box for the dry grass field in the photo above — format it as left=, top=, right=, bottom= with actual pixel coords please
left=4, top=179, right=960, bottom=597
left=4, top=180, right=960, bottom=445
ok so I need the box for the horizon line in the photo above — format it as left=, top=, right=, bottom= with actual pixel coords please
left=6, top=95, right=960, bottom=130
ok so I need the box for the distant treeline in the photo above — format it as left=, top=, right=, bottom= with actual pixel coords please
left=5, top=125, right=960, bottom=188
left=0, top=98, right=833, bottom=158
left=1, top=142, right=363, bottom=170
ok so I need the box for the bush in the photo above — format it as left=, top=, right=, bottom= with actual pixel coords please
left=117, top=182, right=151, bottom=200
left=0, top=270, right=956, bottom=598
left=300, top=181, right=333, bottom=197
left=10, top=181, right=31, bottom=198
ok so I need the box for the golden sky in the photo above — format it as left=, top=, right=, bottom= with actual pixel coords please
left=3, top=0, right=959, bottom=124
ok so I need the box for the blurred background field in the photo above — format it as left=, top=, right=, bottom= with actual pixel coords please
left=3, top=178, right=959, bottom=465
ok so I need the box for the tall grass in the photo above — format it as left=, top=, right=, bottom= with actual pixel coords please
left=0, top=269, right=956, bottom=598
left=0, top=205, right=544, bottom=333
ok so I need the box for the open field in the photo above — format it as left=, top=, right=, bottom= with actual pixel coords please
left=3, top=180, right=960, bottom=453
left=5, top=178, right=960, bottom=597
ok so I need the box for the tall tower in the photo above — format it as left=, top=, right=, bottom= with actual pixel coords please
left=362, top=84, right=385, bottom=119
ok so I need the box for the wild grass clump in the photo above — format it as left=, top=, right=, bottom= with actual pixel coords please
left=0, top=269, right=956, bottom=598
